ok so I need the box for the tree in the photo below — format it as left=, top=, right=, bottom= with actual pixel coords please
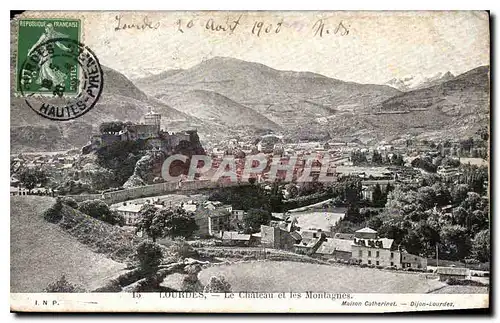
left=18, top=167, right=48, bottom=192
left=78, top=199, right=124, bottom=226
left=136, top=241, right=163, bottom=274
left=162, top=208, right=198, bottom=239
left=367, top=216, right=383, bottom=231
left=411, top=157, right=437, bottom=173
left=182, top=264, right=203, bottom=292
left=243, top=208, right=271, bottom=233
left=442, top=157, right=460, bottom=168
left=439, top=224, right=471, bottom=260
left=372, top=184, right=384, bottom=207
left=416, top=186, right=437, bottom=210
left=60, top=196, right=78, bottom=209
left=372, top=151, right=383, bottom=164
left=203, top=275, right=232, bottom=293
left=285, top=184, right=299, bottom=199
left=99, top=121, right=125, bottom=134
left=451, top=184, right=470, bottom=204
left=471, top=230, right=490, bottom=263
left=344, top=206, right=361, bottom=223
left=136, top=206, right=198, bottom=242
left=460, top=137, right=474, bottom=156
left=377, top=217, right=411, bottom=245
left=350, top=151, right=367, bottom=165
left=44, top=275, right=84, bottom=292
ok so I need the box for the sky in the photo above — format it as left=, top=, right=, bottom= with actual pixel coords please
left=21, top=11, right=490, bottom=84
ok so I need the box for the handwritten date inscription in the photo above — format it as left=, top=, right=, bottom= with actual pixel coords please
left=114, top=15, right=350, bottom=38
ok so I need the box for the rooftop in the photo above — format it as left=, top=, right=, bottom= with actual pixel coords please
left=352, top=237, right=394, bottom=249
left=221, top=231, right=252, bottom=241
left=355, top=227, right=377, bottom=234
left=316, top=238, right=353, bottom=254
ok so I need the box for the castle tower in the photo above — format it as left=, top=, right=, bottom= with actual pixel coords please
left=144, top=107, right=161, bottom=131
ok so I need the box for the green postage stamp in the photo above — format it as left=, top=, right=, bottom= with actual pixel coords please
left=16, top=19, right=81, bottom=96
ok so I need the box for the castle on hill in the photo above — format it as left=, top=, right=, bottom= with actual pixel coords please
left=82, top=108, right=197, bottom=154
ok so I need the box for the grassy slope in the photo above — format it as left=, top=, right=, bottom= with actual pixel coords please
left=11, top=196, right=129, bottom=292
left=199, top=261, right=445, bottom=293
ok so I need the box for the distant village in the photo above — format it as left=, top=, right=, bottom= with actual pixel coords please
left=10, top=109, right=489, bottom=282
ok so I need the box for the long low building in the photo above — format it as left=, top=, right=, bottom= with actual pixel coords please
left=313, top=227, right=427, bottom=269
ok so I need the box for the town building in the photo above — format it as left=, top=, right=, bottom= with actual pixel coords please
left=401, top=252, right=428, bottom=269
left=350, top=227, right=401, bottom=268
left=260, top=225, right=299, bottom=250
left=219, top=231, right=259, bottom=247
left=315, top=237, right=353, bottom=261
left=349, top=227, right=427, bottom=269
left=10, top=186, right=29, bottom=196
left=207, top=210, right=231, bottom=236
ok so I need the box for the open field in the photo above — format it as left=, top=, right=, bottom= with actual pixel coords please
left=11, top=196, right=127, bottom=292
left=199, top=261, right=445, bottom=293
left=430, top=286, right=489, bottom=294
left=290, top=211, right=344, bottom=231
left=110, top=193, right=207, bottom=208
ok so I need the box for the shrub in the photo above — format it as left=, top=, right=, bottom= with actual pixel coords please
left=136, top=241, right=163, bottom=274
left=203, top=275, right=232, bottom=293
left=78, top=199, right=124, bottom=226
left=184, top=264, right=202, bottom=275
left=368, top=264, right=375, bottom=269
left=168, top=239, right=198, bottom=260
left=446, top=278, right=487, bottom=286
left=182, top=273, right=203, bottom=292
left=44, top=275, right=84, bottom=292
left=376, top=265, right=384, bottom=269
left=43, top=198, right=64, bottom=223
left=360, top=263, right=368, bottom=268
left=60, top=197, right=78, bottom=209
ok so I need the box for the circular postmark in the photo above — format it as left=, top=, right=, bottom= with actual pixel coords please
left=18, top=37, right=104, bottom=121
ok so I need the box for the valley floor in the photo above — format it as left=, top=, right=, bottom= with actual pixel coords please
left=198, top=260, right=448, bottom=294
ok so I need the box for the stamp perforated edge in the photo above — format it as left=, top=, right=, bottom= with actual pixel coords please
left=11, top=11, right=87, bottom=98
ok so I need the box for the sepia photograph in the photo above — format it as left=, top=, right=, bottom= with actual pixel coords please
left=9, top=10, right=490, bottom=313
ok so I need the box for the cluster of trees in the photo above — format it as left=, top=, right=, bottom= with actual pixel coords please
left=350, top=151, right=367, bottom=165
left=371, top=183, right=393, bottom=207
left=208, top=184, right=277, bottom=212
left=99, top=121, right=131, bottom=134
left=43, top=197, right=125, bottom=226
left=456, top=165, right=488, bottom=196
left=136, top=205, right=198, bottom=242
left=17, top=167, right=48, bottom=192
left=411, top=156, right=437, bottom=173
left=242, top=208, right=271, bottom=233
left=78, top=199, right=125, bottom=226
left=365, top=179, right=488, bottom=262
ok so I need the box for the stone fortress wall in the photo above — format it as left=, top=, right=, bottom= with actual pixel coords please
left=66, top=179, right=246, bottom=205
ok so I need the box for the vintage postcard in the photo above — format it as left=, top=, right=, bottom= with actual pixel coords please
left=10, top=11, right=490, bottom=313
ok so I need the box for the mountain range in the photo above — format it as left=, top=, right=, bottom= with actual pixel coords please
left=10, top=54, right=490, bottom=152
left=385, top=71, right=456, bottom=92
